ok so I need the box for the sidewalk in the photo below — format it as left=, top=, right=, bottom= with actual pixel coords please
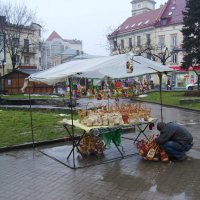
left=1, top=104, right=200, bottom=200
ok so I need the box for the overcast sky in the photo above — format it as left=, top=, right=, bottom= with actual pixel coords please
left=4, top=0, right=167, bottom=56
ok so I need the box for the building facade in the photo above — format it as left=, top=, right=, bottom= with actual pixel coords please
left=108, top=0, right=185, bottom=65
left=42, top=31, right=82, bottom=69
left=107, top=0, right=189, bottom=87
left=0, top=19, right=42, bottom=76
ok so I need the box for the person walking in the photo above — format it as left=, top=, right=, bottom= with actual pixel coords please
left=167, top=79, right=171, bottom=90
left=155, top=122, right=193, bottom=161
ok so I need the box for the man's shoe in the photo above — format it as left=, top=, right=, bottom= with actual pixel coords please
left=177, top=155, right=188, bottom=161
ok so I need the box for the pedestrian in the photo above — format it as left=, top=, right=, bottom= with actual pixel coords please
left=167, top=79, right=171, bottom=90
left=155, top=122, right=193, bottom=161
left=150, top=79, right=154, bottom=89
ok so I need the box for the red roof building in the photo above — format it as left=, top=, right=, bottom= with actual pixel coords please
left=108, top=0, right=186, bottom=67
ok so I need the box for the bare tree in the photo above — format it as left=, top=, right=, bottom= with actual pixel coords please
left=139, top=45, right=177, bottom=65
left=107, top=27, right=134, bottom=55
left=0, top=2, right=39, bottom=70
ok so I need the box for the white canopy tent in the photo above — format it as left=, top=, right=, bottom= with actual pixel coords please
left=25, top=53, right=172, bottom=85
left=24, top=53, right=173, bottom=169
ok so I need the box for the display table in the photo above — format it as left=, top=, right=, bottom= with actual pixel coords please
left=62, top=118, right=157, bottom=160
left=62, top=118, right=157, bottom=133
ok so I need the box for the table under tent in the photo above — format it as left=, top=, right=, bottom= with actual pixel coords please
left=23, top=53, right=172, bottom=169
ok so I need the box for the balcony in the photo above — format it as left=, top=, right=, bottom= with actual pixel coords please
left=21, top=46, right=37, bottom=54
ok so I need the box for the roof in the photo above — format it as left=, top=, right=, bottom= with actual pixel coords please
left=111, top=8, right=164, bottom=36
left=46, top=31, right=82, bottom=44
left=110, top=0, right=186, bottom=37
left=46, top=31, right=63, bottom=41
left=158, top=0, right=186, bottom=25
left=2, top=69, right=41, bottom=78
left=18, top=69, right=42, bottom=75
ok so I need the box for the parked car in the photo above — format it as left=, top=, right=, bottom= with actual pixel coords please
left=186, top=82, right=198, bottom=90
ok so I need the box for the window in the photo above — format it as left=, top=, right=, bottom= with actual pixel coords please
left=158, top=35, right=165, bottom=47
left=121, top=39, right=124, bottom=49
left=146, top=52, right=151, bottom=59
left=160, top=19, right=167, bottom=25
left=125, top=25, right=129, bottom=29
left=24, top=39, right=29, bottom=52
left=128, top=38, right=132, bottom=49
left=8, top=79, right=12, bottom=86
left=168, top=11, right=173, bottom=16
left=39, top=57, right=41, bottom=65
left=171, top=54, right=177, bottom=64
left=16, top=55, right=20, bottom=64
left=0, top=33, right=5, bottom=62
left=24, top=56, right=30, bottom=64
left=38, top=42, right=41, bottom=51
left=113, top=40, right=118, bottom=50
left=47, top=48, right=50, bottom=56
left=137, top=3, right=142, bottom=8
left=146, top=34, right=151, bottom=46
left=12, top=38, right=19, bottom=48
left=171, top=34, right=177, bottom=47
left=51, top=42, right=64, bottom=56
left=137, top=36, right=141, bottom=47
left=38, top=29, right=41, bottom=37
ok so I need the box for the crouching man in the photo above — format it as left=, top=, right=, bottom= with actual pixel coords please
left=155, top=122, right=193, bottom=161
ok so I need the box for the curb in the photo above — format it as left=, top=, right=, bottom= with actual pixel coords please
left=134, top=99, right=200, bottom=113
left=0, top=136, right=80, bottom=153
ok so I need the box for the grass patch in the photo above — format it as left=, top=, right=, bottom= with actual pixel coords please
left=0, top=110, right=80, bottom=148
left=136, top=91, right=200, bottom=111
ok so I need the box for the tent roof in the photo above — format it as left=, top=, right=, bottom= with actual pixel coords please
left=27, top=53, right=172, bottom=85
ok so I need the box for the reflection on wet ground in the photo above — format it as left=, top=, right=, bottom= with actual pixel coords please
left=1, top=103, right=200, bottom=200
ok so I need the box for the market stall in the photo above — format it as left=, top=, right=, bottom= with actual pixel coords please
left=23, top=53, right=172, bottom=168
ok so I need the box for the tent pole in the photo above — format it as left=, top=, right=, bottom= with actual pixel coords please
left=148, top=67, right=164, bottom=122
left=28, top=81, right=35, bottom=148
left=69, top=77, right=76, bottom=169
left=158, top=73, right=163, bottom=122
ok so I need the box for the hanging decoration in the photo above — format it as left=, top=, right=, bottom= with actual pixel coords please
left=126, top=59, right=133, bottom=73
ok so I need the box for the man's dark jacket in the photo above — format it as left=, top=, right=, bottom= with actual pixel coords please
left=155, top=122, right=193, bottom=145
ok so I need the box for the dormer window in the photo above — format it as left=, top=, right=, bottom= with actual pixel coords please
left=168, top=11, right=173, bottom=16
left=131, top=23, right=135, bottom=27
left=125, top=25, right=129, bottom=29
left=160, top=19, right=167, bottom=25
left=138, top=22, right=142, bottom=26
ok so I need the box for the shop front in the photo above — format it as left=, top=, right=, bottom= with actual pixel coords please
left=169, top=66, right=200, bottom=88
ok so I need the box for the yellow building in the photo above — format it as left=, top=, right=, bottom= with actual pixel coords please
left=108, top=0, right=185, bottom=66
left=0, top=18, right=42, bottom=76
left=108, top=0, right=187, bottom=88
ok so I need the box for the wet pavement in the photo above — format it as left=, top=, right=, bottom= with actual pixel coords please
left=1, top=103, right=200, bottom=200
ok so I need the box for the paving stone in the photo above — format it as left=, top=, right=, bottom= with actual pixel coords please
left=1, top=104, right=200, bottom=200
